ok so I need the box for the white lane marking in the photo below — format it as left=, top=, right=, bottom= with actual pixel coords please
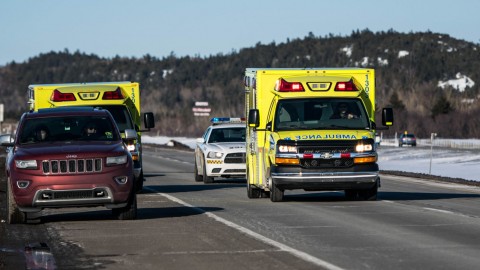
left=144, top=187, right=344, bottom=270
left=422, top=207, right=455, bottom=215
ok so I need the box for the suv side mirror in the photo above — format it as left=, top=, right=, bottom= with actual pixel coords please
left=124, top=129, right=138, bottom=140
left=248, top=109, right=259, bottom=128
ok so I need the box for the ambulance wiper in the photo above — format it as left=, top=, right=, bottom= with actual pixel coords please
left=327, top=125, right=352, bottom=130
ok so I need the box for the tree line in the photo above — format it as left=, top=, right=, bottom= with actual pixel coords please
left=0, top=29, right=479, bottom=138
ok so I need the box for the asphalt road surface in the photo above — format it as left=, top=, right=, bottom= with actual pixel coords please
left=1, top=146, right=480, bottom=269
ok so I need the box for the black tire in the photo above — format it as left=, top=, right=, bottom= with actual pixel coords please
left=202, top=157, right=214, bottom=184
left=113, top=191, right=137, bottom=220
left=270, top=181, right=284, bottom=202
left=247, top=183, right=261, bottom=198
left=194, top=158, right=202, bottom=182
left=135, top=172, right=144, bottom=193
left=344, top=189, right=358, bottom=200
left=7, top=179, right=26, bottom=224
left=359, top=183, right=378, bottom=201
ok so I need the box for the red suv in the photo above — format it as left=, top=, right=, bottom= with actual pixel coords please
left=2, top=107, right=137, bottom=223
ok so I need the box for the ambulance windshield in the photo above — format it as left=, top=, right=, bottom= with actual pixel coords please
left=274, top=98, right=370, bottom=131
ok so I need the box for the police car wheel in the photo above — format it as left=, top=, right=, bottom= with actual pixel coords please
left=202, top=157, right=214, bottom=184
left=194, top=158, right=202, bottom=182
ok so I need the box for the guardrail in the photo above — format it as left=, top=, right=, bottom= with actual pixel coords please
left=380, top=138, right=480, bottom=149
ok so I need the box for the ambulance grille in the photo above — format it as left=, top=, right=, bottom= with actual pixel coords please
left=42, top=158, right=103, bottom=174
left=300, top=158, right=354, bottom=168
left=225, top=153, right=246, bottom=164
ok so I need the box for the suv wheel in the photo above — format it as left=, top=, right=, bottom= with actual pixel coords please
left=113, top=191, right=137, bottom=220
left=7, top=179, right=26, bottom=224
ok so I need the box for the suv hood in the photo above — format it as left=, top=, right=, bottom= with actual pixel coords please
left=13, top=141, right=126, bottom=159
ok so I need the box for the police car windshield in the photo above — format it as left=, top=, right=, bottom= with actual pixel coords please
left=274, top=98, right=370, bottom=131
left=208, top=127, right=246, bottom=143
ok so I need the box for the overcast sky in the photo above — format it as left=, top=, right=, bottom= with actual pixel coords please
left=1, top=0, right=479, bottom=66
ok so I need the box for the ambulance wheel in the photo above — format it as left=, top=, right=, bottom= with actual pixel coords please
left=247, top=183, right=261, bottom=198
left=359, top=182, right=378, bottom=201
left=7, top=178, right=26, bottom=224
left=135, top=172, right=144, bottom=193
left=270, top=182, right=284, bottom=202
left=202, top=158, right=214, bottom=184
left=194, top=158, right=202, bottom=182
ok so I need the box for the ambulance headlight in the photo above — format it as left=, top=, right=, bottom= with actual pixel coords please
left=356, top=143, right=373, bottom=152
left=278, top=145, right=297, bottom=153
left=207, top=151, right=224, bottom=159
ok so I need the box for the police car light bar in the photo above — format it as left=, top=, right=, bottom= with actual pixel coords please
left=211, top=117, right=246, bottom=125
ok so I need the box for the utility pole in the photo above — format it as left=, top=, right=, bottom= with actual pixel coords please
left=429, top=133, right=437, bottom=174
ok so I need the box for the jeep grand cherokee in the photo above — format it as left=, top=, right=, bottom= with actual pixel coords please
left=2, top=107, right=137, bottom=223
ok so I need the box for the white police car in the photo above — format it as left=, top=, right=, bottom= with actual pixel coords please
left=194, top=118, right=246, bottom=183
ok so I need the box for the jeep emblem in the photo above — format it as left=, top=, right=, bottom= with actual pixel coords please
left=66, top=155, right=78, bottom=159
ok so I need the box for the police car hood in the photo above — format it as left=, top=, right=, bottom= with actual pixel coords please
left=208, top=142, right=245, bottom=152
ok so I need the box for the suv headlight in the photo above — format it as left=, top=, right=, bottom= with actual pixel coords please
left=207, top=151, right=223, bottom=159
left=106, top=155, right=128, bottom=166
left=15, top=160, right=37, bottom=169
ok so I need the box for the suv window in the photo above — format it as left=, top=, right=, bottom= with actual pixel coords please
left=18, top=115, right=119, bottom=144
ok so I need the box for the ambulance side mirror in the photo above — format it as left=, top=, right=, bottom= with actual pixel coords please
left=248, top=109, right=259, bottom=128
left=143, top=112, right=155, bottom=130
left=381, top=108, right=394, bottom=127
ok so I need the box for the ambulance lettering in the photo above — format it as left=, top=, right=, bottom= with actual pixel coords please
left=295, top=134, right=357, bottom=140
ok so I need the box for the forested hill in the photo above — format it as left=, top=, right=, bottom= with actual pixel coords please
left=1, top=29, right=479, bottom=138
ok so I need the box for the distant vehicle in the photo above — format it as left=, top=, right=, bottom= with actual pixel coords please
left=2, top=107, right=137, bottom=224
left=399, top=133, right=417, bottom=147
left=194, top=117, right=246, bottom=183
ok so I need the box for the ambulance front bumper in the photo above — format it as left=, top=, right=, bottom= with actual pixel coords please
left=270, top=164, right=379, bottom=191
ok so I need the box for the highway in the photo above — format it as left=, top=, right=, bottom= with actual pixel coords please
left=2, top=146, right=480, bottom=269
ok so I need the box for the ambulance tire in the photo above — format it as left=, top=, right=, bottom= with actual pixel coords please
left=247, top=183, right=261, bottom=198
left=270, top=182, right=284, bottom=202
left=135, top=172, right=144, bottom=193
left=7, top=178, right=26, bottom=224
left=202, top=157, right=214, bottom=184
left=194, top=158, right=202, bottom=182
left=359, top=182, right=378, bottom=201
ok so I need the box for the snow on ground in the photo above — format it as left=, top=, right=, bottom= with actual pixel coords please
left=142, top=135, right=480, bottom=182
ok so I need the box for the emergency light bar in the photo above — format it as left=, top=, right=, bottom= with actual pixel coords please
left=275, top=79, right=305, bottom=92
left=211, top=117, right=246, bottom=125
left=51, top=90, right=76, bottom=102
left=334, top=81, right=357, bottom=91
left=102, top=87, right=124, bottom=100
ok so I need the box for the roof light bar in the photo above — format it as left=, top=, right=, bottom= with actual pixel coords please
left=334, top=81, right=357, bottom=91
left=102, top=87, right=124, bottom=100
left=275, top=79, right=305, bottom=92
left=50, top=89, right=76, bottom=102
left=211, top=117, right=246, bottom=125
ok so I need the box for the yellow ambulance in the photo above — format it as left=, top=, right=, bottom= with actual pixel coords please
left=244, top=68, right=393, bottom=202
left=27, top=81, right=155, bottom=192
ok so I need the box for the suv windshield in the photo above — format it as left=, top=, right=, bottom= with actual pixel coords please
left=274, top=98, right=370, bottom=131
left=18, top=115, right=119, bottom=144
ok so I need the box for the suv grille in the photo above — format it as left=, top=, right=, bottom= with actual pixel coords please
left=225, top=153, right=246, bottom=164
left=42, top=159, right=103, bottom=174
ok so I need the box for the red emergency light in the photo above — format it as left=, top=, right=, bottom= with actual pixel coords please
left=334, top=81, right=357, bottom=91
left=102, top=87, right=124, bottom=100
left=50, top=89, right=76, bottom=102
left=275, top=79, right=305, bottom=92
